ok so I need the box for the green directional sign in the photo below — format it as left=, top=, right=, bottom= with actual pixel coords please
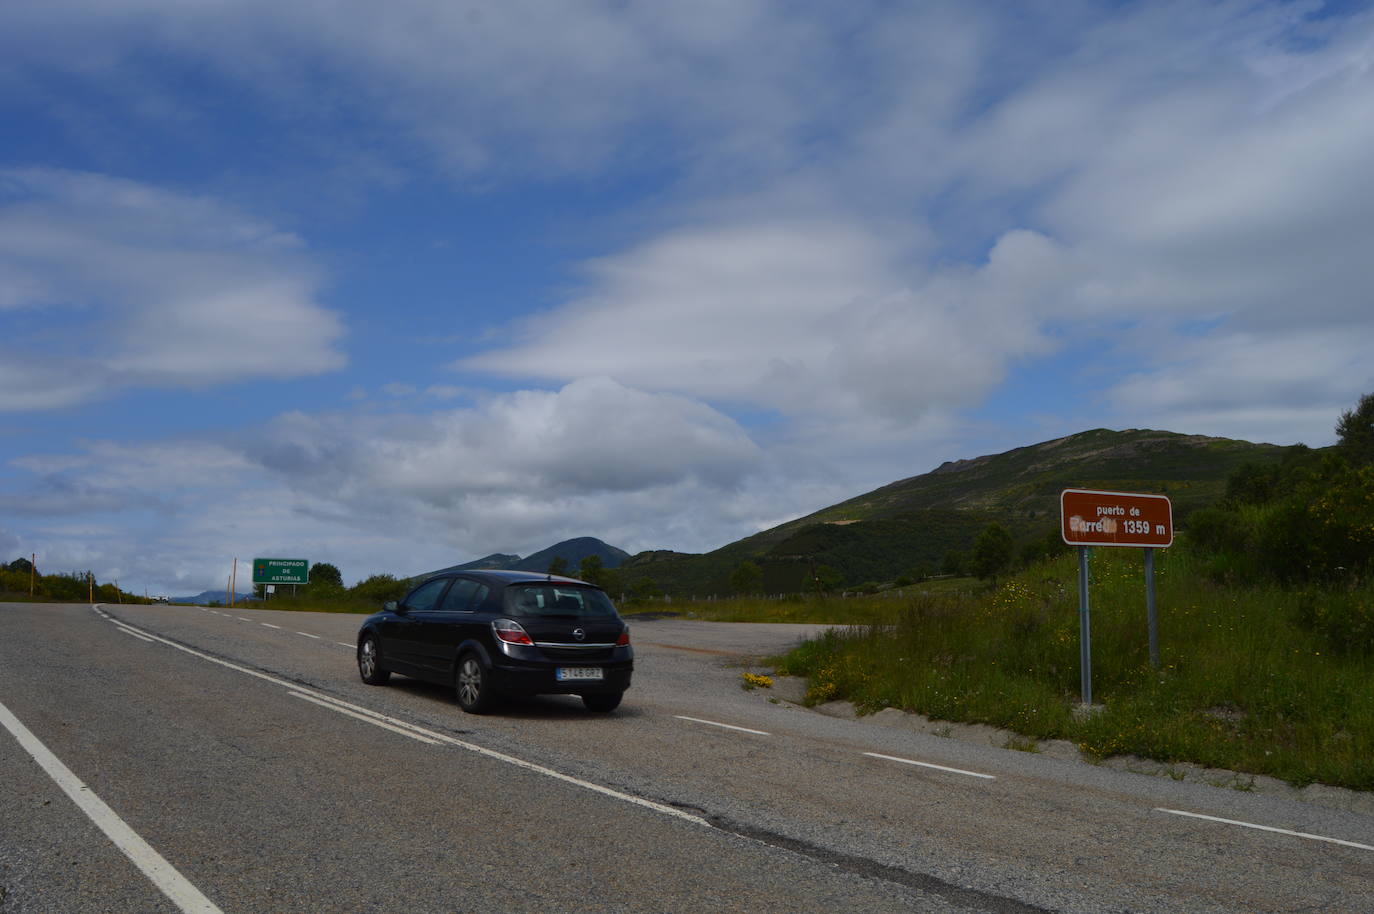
left=252, top=558, right=309, bottom=585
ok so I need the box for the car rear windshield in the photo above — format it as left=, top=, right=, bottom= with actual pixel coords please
left=505, top=584, right=618, bottom=618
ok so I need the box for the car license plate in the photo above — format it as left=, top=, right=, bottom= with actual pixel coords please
left=556, top=667, right=604, bottom=682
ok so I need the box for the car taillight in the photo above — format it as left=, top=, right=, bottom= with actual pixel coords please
left=493, top=619, right=533, bottom=645
left=615, top=628, right=630, bottom=647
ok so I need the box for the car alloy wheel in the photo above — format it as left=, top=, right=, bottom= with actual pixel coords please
left=358, top=636, right=390, bottom=685
left=456, top=654, right=493, bottom=713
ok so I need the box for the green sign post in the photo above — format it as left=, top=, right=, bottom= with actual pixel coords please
left=252, top=558, right=309, bottom=585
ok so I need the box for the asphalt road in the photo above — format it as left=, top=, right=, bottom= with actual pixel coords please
left=2, top=601, right=1371, bottom=913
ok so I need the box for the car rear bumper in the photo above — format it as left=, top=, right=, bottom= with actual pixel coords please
left=489, top=661, right=633, bottom=696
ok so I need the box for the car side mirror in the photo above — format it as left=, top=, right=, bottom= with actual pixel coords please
left=384, top=600, right=400, bottom=613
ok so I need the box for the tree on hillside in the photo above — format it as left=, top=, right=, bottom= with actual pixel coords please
left=547, top=556, right=570, bottom=575
left=1018, top=528, right=1069, bottom=568
left=351, top=573, right=407, bottom=604
left=971, top=523, right=1014, bottom=582
left=1223, top=462, right=1281, bottom=507
left=1336, top=392, right=1374, bottom=466
left=578, top=554, right=606, bottom=587
left=7, top=557, right=34, bottom=574
left=309, top=562, right=343, bottom=586
left=626, top=576, right=663, bottom=600
left=941, top=549, right=968, bottom=577
left=729, top=560, right=762, bottom=595
left=809, top=564, right=841, bottom=594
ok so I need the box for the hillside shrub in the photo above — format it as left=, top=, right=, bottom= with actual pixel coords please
left=1294, top=589, right=1374, bottom=656
left=1189, top=442, right=1374, bottom=586
left=350, top=574, right=408, bottom=604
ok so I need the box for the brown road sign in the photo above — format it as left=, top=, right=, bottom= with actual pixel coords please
left=1061, top=488, right=1173, bottom=548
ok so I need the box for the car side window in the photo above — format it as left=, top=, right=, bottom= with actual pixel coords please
left=403, top=578, right=449, bottom=613
left=440, top=579, right=480, bottom=612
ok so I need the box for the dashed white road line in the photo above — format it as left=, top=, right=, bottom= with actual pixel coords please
left=0, top=699, right=224, bottom=913
left=1156, top=808, right=1374, bottom=852
left=674, top=716, right=770, bottom=736
left=863, top=752, right=996, bottom=780
left=157, top=605, right=343, bottom=649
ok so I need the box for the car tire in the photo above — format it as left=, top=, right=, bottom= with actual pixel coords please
left=582, top=692, right=623, bottom=713
left=455, top=653, right=495, bottom=714
left=358, top=635, right=390, bottom=685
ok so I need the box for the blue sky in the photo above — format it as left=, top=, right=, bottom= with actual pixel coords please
left=2, top=0, right=1372, bottom=595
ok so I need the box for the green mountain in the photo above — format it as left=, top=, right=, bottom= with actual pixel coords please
left=514, top=537, right=630, bottom=573
left=415, top=538, right=629, bottom=581
left=617, top=428, right=1295, bottom=596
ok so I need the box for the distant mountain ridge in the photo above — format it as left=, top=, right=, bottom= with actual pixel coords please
left=170, top=589, right=256, bottom=605
left=616, top=427, right=1296, bottom=595
left=406, top=429, right=1295, bottom=597
left=451, top=553, right=521, bottom=571
left=415, top=537, right=629, bottom=581
left=515, top=537, right=630, bottom=573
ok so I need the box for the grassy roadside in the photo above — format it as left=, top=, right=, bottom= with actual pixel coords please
left=688, top=549, right=1374, bottom=791
left=619, top=577, right=990, bottom=623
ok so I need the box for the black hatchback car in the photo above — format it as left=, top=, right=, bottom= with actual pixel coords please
left=356, top=570, right=632, bottom=713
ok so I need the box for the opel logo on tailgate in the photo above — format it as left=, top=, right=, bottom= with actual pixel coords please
left=572, top=628, right=586, bottom=641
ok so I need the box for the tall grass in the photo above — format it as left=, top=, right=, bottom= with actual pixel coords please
left=766, top=548, right=1374, bottom=790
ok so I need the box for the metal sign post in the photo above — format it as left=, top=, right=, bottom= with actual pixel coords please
left=1145, top=547, right=1159, bottom=669
left=1078, top=546, right=1092, bottom=706
left=1062, top=489, right=1174, bottom=706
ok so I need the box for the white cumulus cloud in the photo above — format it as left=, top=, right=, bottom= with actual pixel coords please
left=0, top=168, right=344, bottom=409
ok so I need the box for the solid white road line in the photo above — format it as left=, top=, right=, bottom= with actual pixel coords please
left=1156, top=808, right=1374, bottom=852
left=674, top=715, right=771, bottom=736
left=92, top=608, right=710, bottom=830
left=287, top=692, right=442, bottom=745
left=863, top=752, right=997, bottom=780
left=0, top=699, right=224, bottom=914
left=114, top=624, right=155, bottom=643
